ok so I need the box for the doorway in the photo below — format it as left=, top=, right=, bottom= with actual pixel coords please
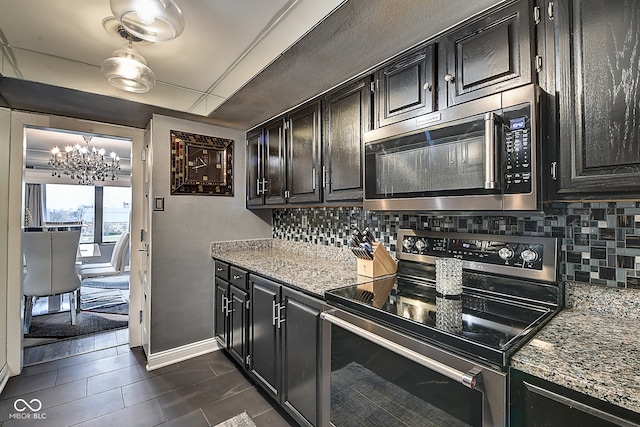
left=6, top=111, right=144, bottom=372
left=23, top=128, right=132, bottom=354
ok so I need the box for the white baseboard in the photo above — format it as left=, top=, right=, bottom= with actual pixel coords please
left=145, top=338, right=222, bottom=371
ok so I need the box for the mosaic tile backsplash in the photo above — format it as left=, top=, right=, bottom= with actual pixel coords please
left=272, top=202, right=640, bottom=289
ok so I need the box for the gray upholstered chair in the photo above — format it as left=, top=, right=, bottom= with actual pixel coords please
left=22, top=229, right=82, bottom=333
left=80, top=231, right=130, bottom=279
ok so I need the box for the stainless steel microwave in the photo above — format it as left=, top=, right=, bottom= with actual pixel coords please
left=364, top=84, right=542, bottom=212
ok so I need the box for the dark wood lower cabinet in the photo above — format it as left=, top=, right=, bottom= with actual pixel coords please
left=247, top=274, right=323, bottom=427
left=281, top=287, right=322, bottom=426
left=249, top=275, right=281, bottom=397
left=214, top=277, right=248, bottom=368
left=228, top=285, right=248, bottom=366
left=510, top=369, right=640, bottom=426
left=214, top=278, right=229, bottom=348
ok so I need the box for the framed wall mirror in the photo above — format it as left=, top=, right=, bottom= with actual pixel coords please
left=170, top=130, right=233, bottom=196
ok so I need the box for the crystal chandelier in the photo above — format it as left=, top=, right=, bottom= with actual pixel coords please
left=49, top=136, right=121, bottom=185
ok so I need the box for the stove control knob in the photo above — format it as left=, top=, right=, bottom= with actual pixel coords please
left=402, top=238, right=414, bottom=251
left=498, top=247, right=514, bottom=260
left=415, top=239, right=427, bottom=252
left=521, top=249, right=539, bottom=263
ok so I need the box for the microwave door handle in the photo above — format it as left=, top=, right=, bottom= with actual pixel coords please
left=484, top=112, right=499, bottom=189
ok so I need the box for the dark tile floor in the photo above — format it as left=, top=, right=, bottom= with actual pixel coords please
left=1, top=332, right=297, bottom=427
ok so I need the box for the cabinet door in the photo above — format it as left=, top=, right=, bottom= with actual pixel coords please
left=287, top=102, right=322, bottom=204
left=246, top=129, right=264, bottom=207
left=264, top=118, right=287, bottom=205
left=214, top=278, right=228, bottom=348
left=375, top=44, right=435, bottom=127
left=323, top=79, right=369, bottom=203
left=553, top=0, right=640, bottom=195
left=228, top=284, right=248, bottom=368
left=249, top=275, right=281, bottom=398
left=441, top=0, right=533, bottom=107
left=281, top=288, right=322, bottom=427
left=510, top=369, right=640, bottom=426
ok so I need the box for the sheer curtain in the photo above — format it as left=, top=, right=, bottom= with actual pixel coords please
left=25, top=183, right=45, bottom=227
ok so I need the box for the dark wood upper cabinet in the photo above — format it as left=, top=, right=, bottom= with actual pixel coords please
left=264, top=118, right=287, bottom=206
left=246, top=129, right=263, bottom=207
left=374, top=44, right=435, bottom=127
left=323, top=79, right=369, bottom=203
left=287, top=101, right=322, bottom=204
left=441, top=0, right=534, bottom=107
left=551, top=0, right=640, bottom=196
left=246, top=102, right=322, bottom=207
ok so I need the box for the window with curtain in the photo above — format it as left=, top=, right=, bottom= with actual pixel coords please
left=25, top=183, right=45, bottom=227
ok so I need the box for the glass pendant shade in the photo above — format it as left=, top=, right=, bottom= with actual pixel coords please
left=102, top=44, right=156, bottom=93
left=110, top=0, right=185, bottom=42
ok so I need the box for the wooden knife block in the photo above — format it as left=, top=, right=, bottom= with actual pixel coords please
left=357, top=242, right=397, bottom=278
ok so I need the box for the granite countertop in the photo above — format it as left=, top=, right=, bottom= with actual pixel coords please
left=210, top=238, right=362, bottom=298
left=511, top=282, right=640, bottom=414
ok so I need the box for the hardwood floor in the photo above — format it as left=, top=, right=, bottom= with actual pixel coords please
left=23, top=328, right=131, bottom=366
left=1, top=332, right=297, bottom=427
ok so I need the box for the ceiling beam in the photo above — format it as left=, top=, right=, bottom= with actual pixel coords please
left=0, top=76, right=225, bottom=129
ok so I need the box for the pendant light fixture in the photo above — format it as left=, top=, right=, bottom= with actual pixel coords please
left=102, top=40, right=156, bottom=93
left=110, top=0, right=185, bottom=43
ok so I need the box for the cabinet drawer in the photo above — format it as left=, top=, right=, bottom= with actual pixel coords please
left=229, top=266, right=248, bottom=289
left=214, top=261, right=229, bottom=280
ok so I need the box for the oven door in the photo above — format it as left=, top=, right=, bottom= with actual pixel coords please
left=320, top=308, right=507, bottom=427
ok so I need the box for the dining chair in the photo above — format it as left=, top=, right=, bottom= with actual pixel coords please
left=22, top=229, right=82, bottom=333
left=80, top=231, right=130, bottom=279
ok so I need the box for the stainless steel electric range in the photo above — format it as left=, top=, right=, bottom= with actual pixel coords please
left=321, top=229, right=561, bottom=427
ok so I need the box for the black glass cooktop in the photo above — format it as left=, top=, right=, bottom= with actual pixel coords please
left=325, top=275, right=554, bottom=368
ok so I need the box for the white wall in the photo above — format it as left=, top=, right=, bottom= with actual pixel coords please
left=0, top=108, right=10, bottom=390
left=149, top=115, right=271, bottom=353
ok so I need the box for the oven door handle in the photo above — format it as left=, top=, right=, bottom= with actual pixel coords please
left=321, top=312, right=482, bottom=390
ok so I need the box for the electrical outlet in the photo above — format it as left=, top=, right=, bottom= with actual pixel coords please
left=301, top=214, right=308, bottom=228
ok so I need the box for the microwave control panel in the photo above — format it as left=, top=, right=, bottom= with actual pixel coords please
left=503, top=104, right=532, bottom=194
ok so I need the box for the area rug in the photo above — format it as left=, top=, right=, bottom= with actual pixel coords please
left=213, top=411, right=257, bottom=427
left=82, top=273, right=130, bottom=290
left=80, top=286, right=129, bottom=315
left=24, top=311, right=128, bottom=341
